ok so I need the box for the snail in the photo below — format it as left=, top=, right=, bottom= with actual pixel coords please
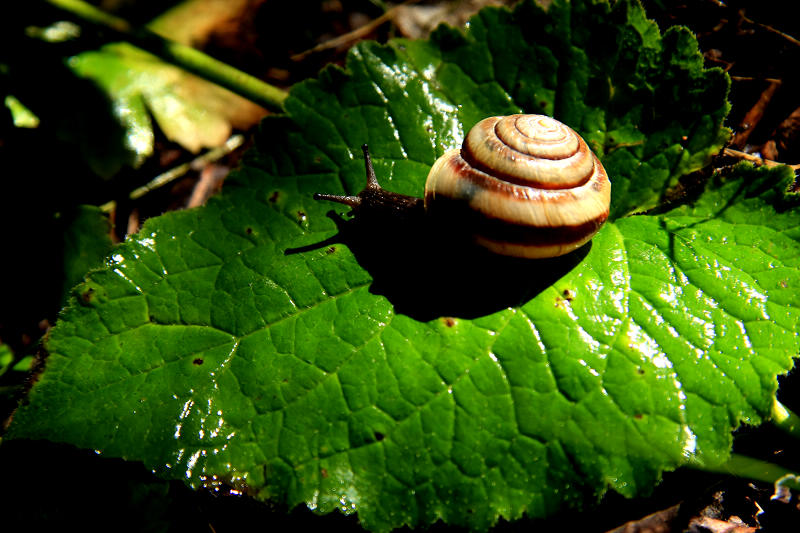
left=314, top=114, right=611, bottom=259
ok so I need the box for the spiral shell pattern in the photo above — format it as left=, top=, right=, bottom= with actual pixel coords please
left=424, top=114, right=611, bottom=258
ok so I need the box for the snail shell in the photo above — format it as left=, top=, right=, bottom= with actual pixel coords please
left=424, top=114, right=611, bottom=259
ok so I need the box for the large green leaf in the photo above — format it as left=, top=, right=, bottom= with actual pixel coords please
left=8, top=0, right=799, bottom=531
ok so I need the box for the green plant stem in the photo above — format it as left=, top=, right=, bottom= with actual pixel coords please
left=688, top=453, right=800, bottom=491
left=44, top=0, right=288, bottom=112
left=771, top=399, right=800, bottom=439
left=683, top=401, right=800, bottom=492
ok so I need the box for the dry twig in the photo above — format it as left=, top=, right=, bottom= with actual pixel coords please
left=291, top=0, right=421, bottom=61
left=730, top=79, right=782, bottom=149
left=723, top=147, right=800, bottom=170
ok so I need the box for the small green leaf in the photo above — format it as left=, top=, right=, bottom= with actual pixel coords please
left=4, top=94, right=40, bottom=128
left=68, top=42, right=264, bottom=160
left=11, top=355, right=34, bottom=373
left=9, top=1, right=795, bottom=532
left=0, top=343, right=13, bottom=377
left=60, top=205, right=114, bottom=305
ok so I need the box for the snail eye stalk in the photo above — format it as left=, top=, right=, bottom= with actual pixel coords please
left=314, top=144, right=424, bottom=218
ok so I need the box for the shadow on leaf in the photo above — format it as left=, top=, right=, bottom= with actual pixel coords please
left=288, top=210, right=590, bottom=321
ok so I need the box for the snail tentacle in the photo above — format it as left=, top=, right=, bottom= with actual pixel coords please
left=314, top=144, right=424, bottom=218
left=312, top=192, right=363, bottom=207
left=311, top=145, right=376, bottom=207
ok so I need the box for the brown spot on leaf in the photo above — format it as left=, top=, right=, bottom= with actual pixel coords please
left=442, top=317, right=456, bottom=328
left=245, top=226, right=253, bottom=235
left=321, top=468, right=328, bottom=478
left=193, top=358, right=204, bottom=365
left=562, top=289, right=574, bottom=301
left=80, top=287, right=95, bottom=304
left=326, top=246, right=336, bottom=254
left=269, top=191, right=280, bottom=203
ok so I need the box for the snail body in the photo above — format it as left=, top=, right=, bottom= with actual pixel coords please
left=314, top=114, right=611, bottom=259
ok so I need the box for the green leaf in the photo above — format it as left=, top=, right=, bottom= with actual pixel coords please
left=3, top=94, right=40, bottom=128
left=60, top=205, right=114, bottom=305
left=9, top=1, right=796, bottom=531
left=68, top=42, right=264, bottom=162
left=0, top=343, right=13, bottom=377
left=11, top=355, right=34, bottom=373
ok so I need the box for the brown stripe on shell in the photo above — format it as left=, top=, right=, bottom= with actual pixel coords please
left=426, top=193, right=608, bottom=246
left=425, top=150, right=609, bottom=228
